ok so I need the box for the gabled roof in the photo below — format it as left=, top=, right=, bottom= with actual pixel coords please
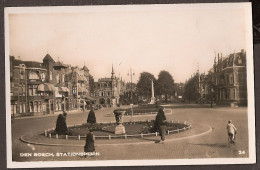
left=13, top=59, right=42, bottom=68
left=53, top=61, right=67, bottom=68
left=83, top=65, right=89, bottom=71
left=43, top=54, right=55, bottom=63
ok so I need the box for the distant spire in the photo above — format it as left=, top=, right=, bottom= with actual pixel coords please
left=196, top=63, right=199, bottom=74
left=111, top=64, right=115, bottom=78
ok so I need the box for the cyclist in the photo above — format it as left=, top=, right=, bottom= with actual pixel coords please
left=227, top=120, right=237, bottom=144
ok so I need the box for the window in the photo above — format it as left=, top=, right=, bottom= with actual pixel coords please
left=229, top=74, right=234, bottom=84
left=99, top=91, right=104, bottom=97
left=238, top=56, right=242, bottom=65
left=72, top=86, right=77, bottom=94
left=20, top=103, right=23, bottom=113
left=29, top=102, right=33, bottom=112
left=33, top=85, right=37, bottom=96
left=38, top=101, right=41, bottom=112
left=41, top=72, right=46, bottom=81
left=11, top=104, right=17, bottom=115
left=23, top=103, right=26, bottom=113
left=50, top=71, right=52, bottom=80
left=202, top=84, right=205, bottom=92
left=56, top=74, right=60, bottom=83
left=29, top=71, right=39, bottom=79
left=34, top=101, right=38, bottom=112
left=42, top=102, right=46, bottom=112
left=56, top=101, right=61, bottom=111
left=29, top=85, right=33, bottom=96
left=29, top=85, right=38, bottom=96
left=20, top=70, right=24, bottom=79
left=62, top=74, right=64, bottom=83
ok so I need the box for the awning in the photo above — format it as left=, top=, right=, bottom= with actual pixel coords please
left=37, top=84, right=45, bottom=91
left=45, top=83, right=56, bottom=91
left=61, top=87, right=70, bottom=93
left=55, top=86, right=70, bottom=93
left=84, top=96, right=96, bottom=101
left=37, top=83, right=55, bottom=92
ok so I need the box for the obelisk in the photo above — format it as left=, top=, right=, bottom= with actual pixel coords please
left=150, top=79, right=155, bottom=104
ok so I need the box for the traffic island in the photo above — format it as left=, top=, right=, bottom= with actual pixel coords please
left=20, top=122, right=213, bottom=147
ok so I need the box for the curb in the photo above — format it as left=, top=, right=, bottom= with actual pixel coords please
left=13, top=110, right=86, bottom=120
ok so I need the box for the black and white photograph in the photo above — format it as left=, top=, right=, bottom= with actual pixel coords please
left=4, top=3, right=255, bottom=168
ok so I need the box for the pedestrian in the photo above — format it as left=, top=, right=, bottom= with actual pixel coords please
left=153, top=106, right=167, bottom=143
left=153, top=107, right=166, bottom=132
left=84, top=129, right=95, bottom=157
left=227, top=120, right=237, bottom=144
left=87, top=108, right=96, bottom=124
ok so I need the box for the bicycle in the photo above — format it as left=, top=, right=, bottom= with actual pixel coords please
left=228, top=131, right=236, bottom=147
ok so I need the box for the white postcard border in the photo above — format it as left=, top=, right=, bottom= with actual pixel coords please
left=5, top=3, right=256, bottom=168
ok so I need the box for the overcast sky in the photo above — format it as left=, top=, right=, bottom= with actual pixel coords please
left=7, top=4, right=249, bottom=83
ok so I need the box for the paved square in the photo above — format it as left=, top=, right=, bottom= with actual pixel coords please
left=11, top=104, right=249, bottom=161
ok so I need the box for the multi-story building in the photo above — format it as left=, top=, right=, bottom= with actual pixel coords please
left=213, top=50, right=247, bottom=106
left=9, top=54, right=92, bottom=117
left=183, top=49, right=247, bottom=106
left=90, top=66, right=126, bottom=106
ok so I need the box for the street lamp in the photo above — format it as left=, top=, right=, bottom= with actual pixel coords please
left=127, top=68, right=135, bottom=116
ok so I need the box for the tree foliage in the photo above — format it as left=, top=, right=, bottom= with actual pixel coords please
left=136, top=72, right=156, bottom=99
left=156, top=70, right=175, bottom=102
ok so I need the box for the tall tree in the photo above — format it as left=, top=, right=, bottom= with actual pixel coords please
left=157, top=71, right=175, bottom=103
left=136, top=72, right=156, bottom=100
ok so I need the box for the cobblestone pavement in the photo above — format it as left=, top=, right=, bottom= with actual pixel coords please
left=11, top=105, right=249, bottom=162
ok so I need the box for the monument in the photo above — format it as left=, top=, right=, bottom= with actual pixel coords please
left=113, top=109, right=126, bottom=134
left=149, top=79, right=156, bottom=104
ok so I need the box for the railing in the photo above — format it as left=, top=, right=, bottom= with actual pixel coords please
left=44, top=120, right=192, bottom=140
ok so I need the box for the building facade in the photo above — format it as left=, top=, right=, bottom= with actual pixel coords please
left=213, top=50, right=247, bottom=106
left=183, top=49, right=247, bottom=106
left=90, top=66, right=126, bottom=106
left=10, top=54, right=92, bottom=117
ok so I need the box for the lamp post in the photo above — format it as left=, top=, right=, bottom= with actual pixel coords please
left=128, top=68, right=135, bottom=116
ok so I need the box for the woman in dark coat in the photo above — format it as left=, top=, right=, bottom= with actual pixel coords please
left=153, top=107, right=166, bottom=132
left=87, top=109, right=96, bottom=124
left=153, top=107, right=167, bottom=143
left=84, top=129, right=95, bottom=153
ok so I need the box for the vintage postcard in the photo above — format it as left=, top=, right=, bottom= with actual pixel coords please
left=5, top=3, right=255, bottom=168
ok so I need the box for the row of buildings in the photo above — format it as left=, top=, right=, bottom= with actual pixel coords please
left=183, top=49, right=247, bottom=106
left=10, top=54, right=126, bottom=116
